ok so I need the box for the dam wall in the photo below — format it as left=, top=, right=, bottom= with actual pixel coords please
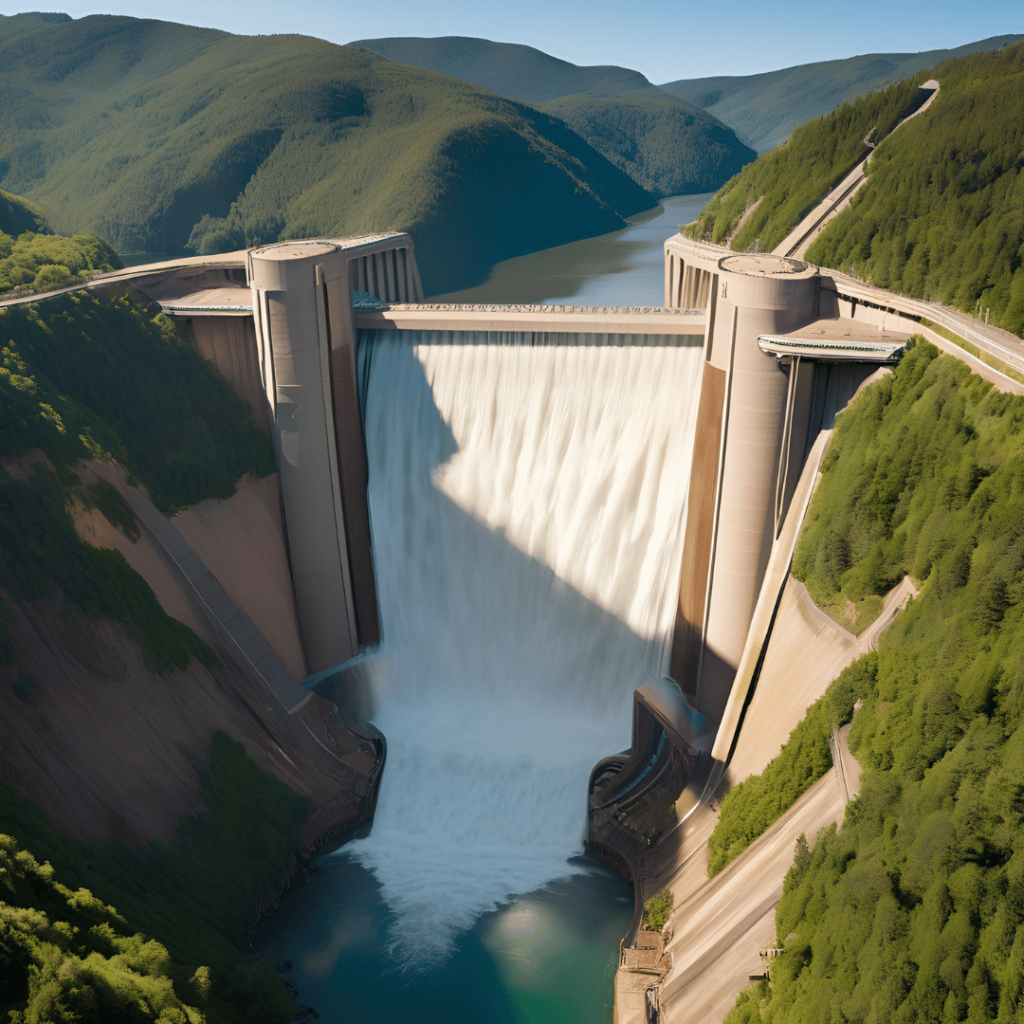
left=184, top=315, right=268, bottom=435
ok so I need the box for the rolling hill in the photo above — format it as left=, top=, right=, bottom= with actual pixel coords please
left=352, top=34, right=654, bottom=104
left=0, top=13, right=656, bottom=294
left=660, top=34, right=1024, bottom=151
left=0, top=190, right=48, bottom=238
left=353, top=35, right=756, bottom=197
left=543, top=90, right=754, bottom=196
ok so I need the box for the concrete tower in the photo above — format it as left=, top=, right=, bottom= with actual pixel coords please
left=248, top=239, right=393, bottom=673
left=667, top=246, right=820, bottom=721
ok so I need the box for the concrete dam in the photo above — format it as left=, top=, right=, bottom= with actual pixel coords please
left=126, top=230, right=911, bottom=963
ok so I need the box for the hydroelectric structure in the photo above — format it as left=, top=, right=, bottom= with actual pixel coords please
left=116, top=227, right=914, bottom=948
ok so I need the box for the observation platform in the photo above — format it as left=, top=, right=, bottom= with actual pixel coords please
left=158, top=286, right=252, bottom=316
left=758, top=318, right=910, bottom=363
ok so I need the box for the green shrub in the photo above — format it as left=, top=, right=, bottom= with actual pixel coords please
left=644, top=890, right=674, bottom=932
left=0, top=733, right=309, bottom=1024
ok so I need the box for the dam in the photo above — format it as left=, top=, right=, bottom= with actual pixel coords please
left=111, top=216, right=916, bottom=1014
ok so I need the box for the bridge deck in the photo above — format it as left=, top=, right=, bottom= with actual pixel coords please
left=355, top=303, right=706, bottom=335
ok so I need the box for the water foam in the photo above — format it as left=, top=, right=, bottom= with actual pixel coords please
left=342, top=330, right=703, bottom=965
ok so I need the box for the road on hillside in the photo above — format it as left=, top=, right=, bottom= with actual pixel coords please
left=660, top=758, right=854, bottom=1024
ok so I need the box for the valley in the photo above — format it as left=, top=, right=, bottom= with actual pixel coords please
left=1, top=18, right=1023, bottom=1024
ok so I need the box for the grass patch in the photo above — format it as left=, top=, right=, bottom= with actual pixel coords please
left=817, top=592, right=884, bottom=635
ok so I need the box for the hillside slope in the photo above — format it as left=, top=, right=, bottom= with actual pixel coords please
left=0, top=190, right=48, bottom=238
left=726, top=342, right=1024, bottom=1024
left=687, top=42, right=1024, bottom=337
left=0, top=282, right=376, bottom=1021
left=1, top=188, right=121, bottom=295
left=0, top=14, right=654, bottom=294
left=661, top=34, right=1023, bottom=150
left=543, top=90, right=755, bottom=197
left=354, top=35, right=756, bottom=197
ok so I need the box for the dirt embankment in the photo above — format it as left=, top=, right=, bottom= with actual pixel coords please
left=0, top=465, right=376, bottom=851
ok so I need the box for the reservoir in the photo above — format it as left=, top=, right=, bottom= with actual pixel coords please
left=255, top=193, right=713, bottom=1023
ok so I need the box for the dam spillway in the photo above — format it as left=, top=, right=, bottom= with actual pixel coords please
left=139, top=227, right=914, bottom=989
left=342, top=328, right=705, bottom=964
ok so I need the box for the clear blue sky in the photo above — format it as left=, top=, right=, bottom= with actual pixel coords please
left=4, top=1, right=1021, bottom=80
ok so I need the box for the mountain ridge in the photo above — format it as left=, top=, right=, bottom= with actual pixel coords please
left=660, top=33, right=1024, bottom=150
left=352, top=34, right=757, bottom=198
left=0, top=14, right=656, bottom=294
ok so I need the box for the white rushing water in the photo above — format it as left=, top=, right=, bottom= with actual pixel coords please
left=342, top=329, right=703, bottom=966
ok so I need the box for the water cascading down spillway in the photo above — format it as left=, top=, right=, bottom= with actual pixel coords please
left=343, top=327, right=705, bottom=965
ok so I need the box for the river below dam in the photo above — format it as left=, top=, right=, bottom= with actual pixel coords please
left=255, top=193, right=713, bottom=1023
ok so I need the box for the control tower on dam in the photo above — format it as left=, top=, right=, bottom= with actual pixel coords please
left=664, top=236, right=909, bottom=725
left=246, top=234, right=424, bottom=673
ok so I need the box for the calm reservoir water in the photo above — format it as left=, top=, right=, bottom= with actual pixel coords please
left=255, top=193, right=712, bottom=1023
left=434, top=194, right=712, bottom=306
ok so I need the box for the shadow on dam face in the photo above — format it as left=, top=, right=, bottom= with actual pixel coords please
left=337, top=328, right=702, bottom=966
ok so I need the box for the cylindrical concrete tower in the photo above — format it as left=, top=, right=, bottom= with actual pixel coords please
left=667, top=246, right=819, bottom=722
left=248, top=240, right=378, bottom=673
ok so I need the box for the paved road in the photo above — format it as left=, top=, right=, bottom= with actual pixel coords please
left=775, top=80, right=940, bottom=261
left=660, top=768, right=849, bottom=1024
left=0, top=250, right=249, bottom=311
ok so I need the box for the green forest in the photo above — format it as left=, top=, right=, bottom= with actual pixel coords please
left=723, top=341, right=1024, bottom=1023
left=542, top=91, right=755, bottom=197
left=0, top=733, right=308, bottom=1024
left=683, top=76, right=925, bottom=252
left=806, top=44, right=1024, bottom=337
left=687, top=41, right=1024, bottom=337
left=0, top=13, right=658, bottom=294
left=1, top=190, right=121, bottom=296
left=351, top=36, right=755, bottom=198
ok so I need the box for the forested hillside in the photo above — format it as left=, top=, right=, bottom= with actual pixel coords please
left=685, top=77, right=924, bottom=250
left=354, top=35, right=755, bottom=198
left=688, top=41, right=1024, bottom=337
left=1, top=190, right=121, bottom=296
left=660, top=34, right=1022, bottom=150
left=726, top=341, right=1024, bottom=1023
left=542, top=91, right=754, bottom=196
left=0, top=739, right=305, bottom=1024
left=0, top=13, right=655, bottom=294
left=0, top=191, right=48, bottom=237
left=805, top=43, right=1024, bottom=337
left=0, top=284, right=339, bottom=1020
left=353, top=35, right=652, bottom=104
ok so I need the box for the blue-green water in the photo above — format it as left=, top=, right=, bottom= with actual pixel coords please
left=257, top=854, right=632, bottom=1023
